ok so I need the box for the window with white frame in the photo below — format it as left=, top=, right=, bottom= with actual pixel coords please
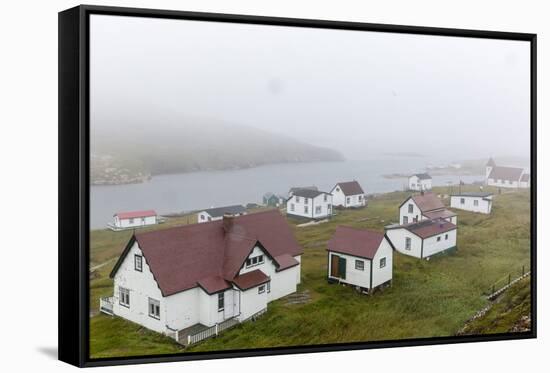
left=218, top=292, right=224, bottom=311
left=359, top=195, right=363, bottom=201
left=129, top=218, right=134, bottom=224
left=403, top=216, right=408, bottom=224
left=119, top=287, right=130, bottom=307
left=355, top=260, right=364, bottom=271
left=258, top=284, right=266, bottom=294
left=134, top=254, right=143, bottom=272
left=445, top=233, right=449, bottom=240
left=304, top=206, right=309, bottom=214
left=290, top=203, right=295, bottom=212
left=304, top=198, right=308, bottom=204
left=408, top=204, right=414, bottom=213
left=380, top=257, right=386, bottom=268
left=324, top=194, right=328, bottom=202
left=315, top=206, right=322, bottom=214
left=346, top=197, right=351, bottom=204
left=148, top=298, right=160, bottom=319
left=405, top=237, right=411, bottom=250
left=246, top=254, right=264, bottom=268
left=460, top=198, right=465, bottom=204
left=437, top=236, right=441, bottom=242
left=296, top=196, right=301, bottom=203
left=474, top=199, right=479, bottom=206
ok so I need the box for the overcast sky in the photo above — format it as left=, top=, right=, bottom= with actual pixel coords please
left=90, top=14, right=531, bottom=161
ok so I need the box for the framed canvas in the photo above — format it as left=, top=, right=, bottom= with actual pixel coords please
left=58, top=4, right=537, bottom=368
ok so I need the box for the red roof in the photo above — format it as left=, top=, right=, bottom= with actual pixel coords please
left=232, top=269, right=270, bottom=291
left=327, top=226, right=385, bottom=259
left=335, top=181, right=365, bottom=196
left=197, top=276, right=231, bottom=294
left=273, top=254, right=299, bottom=271
left=423, top=208, right=456, bottom=220
left=111, top=210, right=302, bottom=296
left=404, top=219, right=456, bottom=239
left=114, top=210, right=157, bottom=219
left=404, top=193, right=445, bottom=212
left=488, top=166, right=524, bottom=182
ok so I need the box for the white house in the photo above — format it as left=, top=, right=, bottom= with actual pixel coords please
left=399, top=192, right=457, bottom=225
left=385, top=219, right=457, bottom=259
left=103, top=210, right=302, bottom=344
left=408, top=173, right=432, bottom=191
left=485, top=158, right=530, bottom=188
left=330, top=181, right=366, bottom=208
left=197, top=205, right=247, bottom=223
left=327, top=226, right=392, bottom=292
left=450, top=192, right=493, bottom=214
left=286, top=188, right=333, bottom=220
left=109, top=210, right=158, bottom=231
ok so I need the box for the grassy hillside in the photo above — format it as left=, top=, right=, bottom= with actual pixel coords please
left=89, top=185, right=531, bottom=357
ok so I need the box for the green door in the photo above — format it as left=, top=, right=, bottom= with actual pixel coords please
left=338, top=257, right=347, bottom=279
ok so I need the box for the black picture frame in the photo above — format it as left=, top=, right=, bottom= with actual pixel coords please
left=58, top=4, right=537, bottom=368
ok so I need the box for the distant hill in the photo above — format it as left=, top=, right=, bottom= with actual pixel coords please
left=90, top=118, right=344, bottom=185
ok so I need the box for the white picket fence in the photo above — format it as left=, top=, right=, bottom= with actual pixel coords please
left=187, top=317, right=240, bottom=345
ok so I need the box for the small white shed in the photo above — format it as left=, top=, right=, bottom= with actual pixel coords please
left=326, top=226, right=393, bottom=292
left=408, top=173, right=432, bottom=191
left=450, top=192, right=493, bottom=214
left=110, top=210, right=157, bottom=230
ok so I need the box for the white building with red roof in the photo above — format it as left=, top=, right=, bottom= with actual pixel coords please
left=398, top=192, right=457, bottom=226
left=485, top=158, right=530, bottom=188
left=330, top=181, right=366, bottom=208
left=385, top=219, right=457, bottom=259
left=102, top=210, right=302, bottom=344
left=110, top=210, right=158, bottom=230
left=326, top=227, right=393, bottom=292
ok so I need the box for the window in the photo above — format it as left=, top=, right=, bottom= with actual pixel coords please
left=445, top=234, right=449, bottom=240
left=460, top=198, right=465, bottom=204
left=141, top=217, right=146, bottom=224
left=304, top=198, right=308, bottom=204
left=437, top=236, right=441, bottom=242
left=474, top=200, right=479, bottom=206
left=200, top=214, right=205, bottom=220
left=414, top=216, right=418, bottom=222
left=405, top=237, right=411, bottom=250
left=134, top=255, right=143, bottom=272
left=296, top=196, right=301, bottom=203
left=119, top=287, right=130, bottom=307
left=408, top=204, right=414, bottom=213
left=218, top=292, right=224, bottom=311
left=207, top=216, right=212, bottom=221
left=358, top=195, right=363, bottom=201
left=246, top=255, right=264, bottom=268
left=403, top=216, right=408, bottom=224
left=129, top=218, right=134, bottom=224
left=148, top=298, right=160, bottom=319
left=346, top=197, right=351, bottom=204
left=267, top=281, right=271, bottom=293
left=380, top=257, right=386, bottom=268
left=258, top=285, right=266, bottom=294
left=304, top=206, right=309, bottom=214
left=355, top=260, right=364, bottom=271
left=290, top=203, right=295, bottom=212
left=336, top=187, right=340, bottom=192
left=324, top=194, right=328, bottom=202
left=315, top=206, right=322, bottom=214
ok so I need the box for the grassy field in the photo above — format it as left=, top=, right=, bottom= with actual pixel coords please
left=89, top=185, right=531, bottom=357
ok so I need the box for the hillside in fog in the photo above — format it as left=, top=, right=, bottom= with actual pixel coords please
left=90, top=118, right=344, bottom=185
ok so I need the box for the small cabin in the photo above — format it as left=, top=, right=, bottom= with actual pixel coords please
left=286, top=188, right=332, bottom=220
left=110, top=210, right=158, bottom=231
left=330, top=181, right=366, bottom=208
left=450, top=192, right=493, bottom=214
left=326, top=226, right=393, bottom=293
left=408, top=173, right=432, bottom=191
left=385, top=219, right=457, bottom=259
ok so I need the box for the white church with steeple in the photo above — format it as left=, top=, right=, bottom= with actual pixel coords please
left=485, top=158, right=530, bottom=188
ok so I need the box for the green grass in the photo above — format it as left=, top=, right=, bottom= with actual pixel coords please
left=90, top=314, right=183, bottom=358
left=458, top=277, right=531, bottom=335
left=89, top=185, right=531, bottom=357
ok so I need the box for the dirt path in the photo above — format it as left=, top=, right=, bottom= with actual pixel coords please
left=90, top=257, right=116, bottom=271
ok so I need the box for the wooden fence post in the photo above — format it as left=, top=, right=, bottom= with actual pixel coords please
left=522, top=265, right=525, bottom=276
left=508, top=274, right=511, bottom=286
left=215, top=323, right=219, bottom=336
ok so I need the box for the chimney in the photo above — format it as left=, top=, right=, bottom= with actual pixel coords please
left=223, top=213, right=234, bottom=232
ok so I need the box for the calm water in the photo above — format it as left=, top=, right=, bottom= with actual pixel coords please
left=90, top=159, right=484, bottom=229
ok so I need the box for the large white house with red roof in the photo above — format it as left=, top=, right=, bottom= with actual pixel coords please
left=102, top=210, right=302, bottom=344
left=399, top=192, right=457, bottom=225
left=385, top=219, right=457, bottom=259
left=286, top=188, right=333, bottom=219
left=330, top=181, right=366, bottom=208
left=109, top=210, right=158, bottom=230
left=485, top=158, right=530, bottom=188
left=326, top=226, right=393, bottom=292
